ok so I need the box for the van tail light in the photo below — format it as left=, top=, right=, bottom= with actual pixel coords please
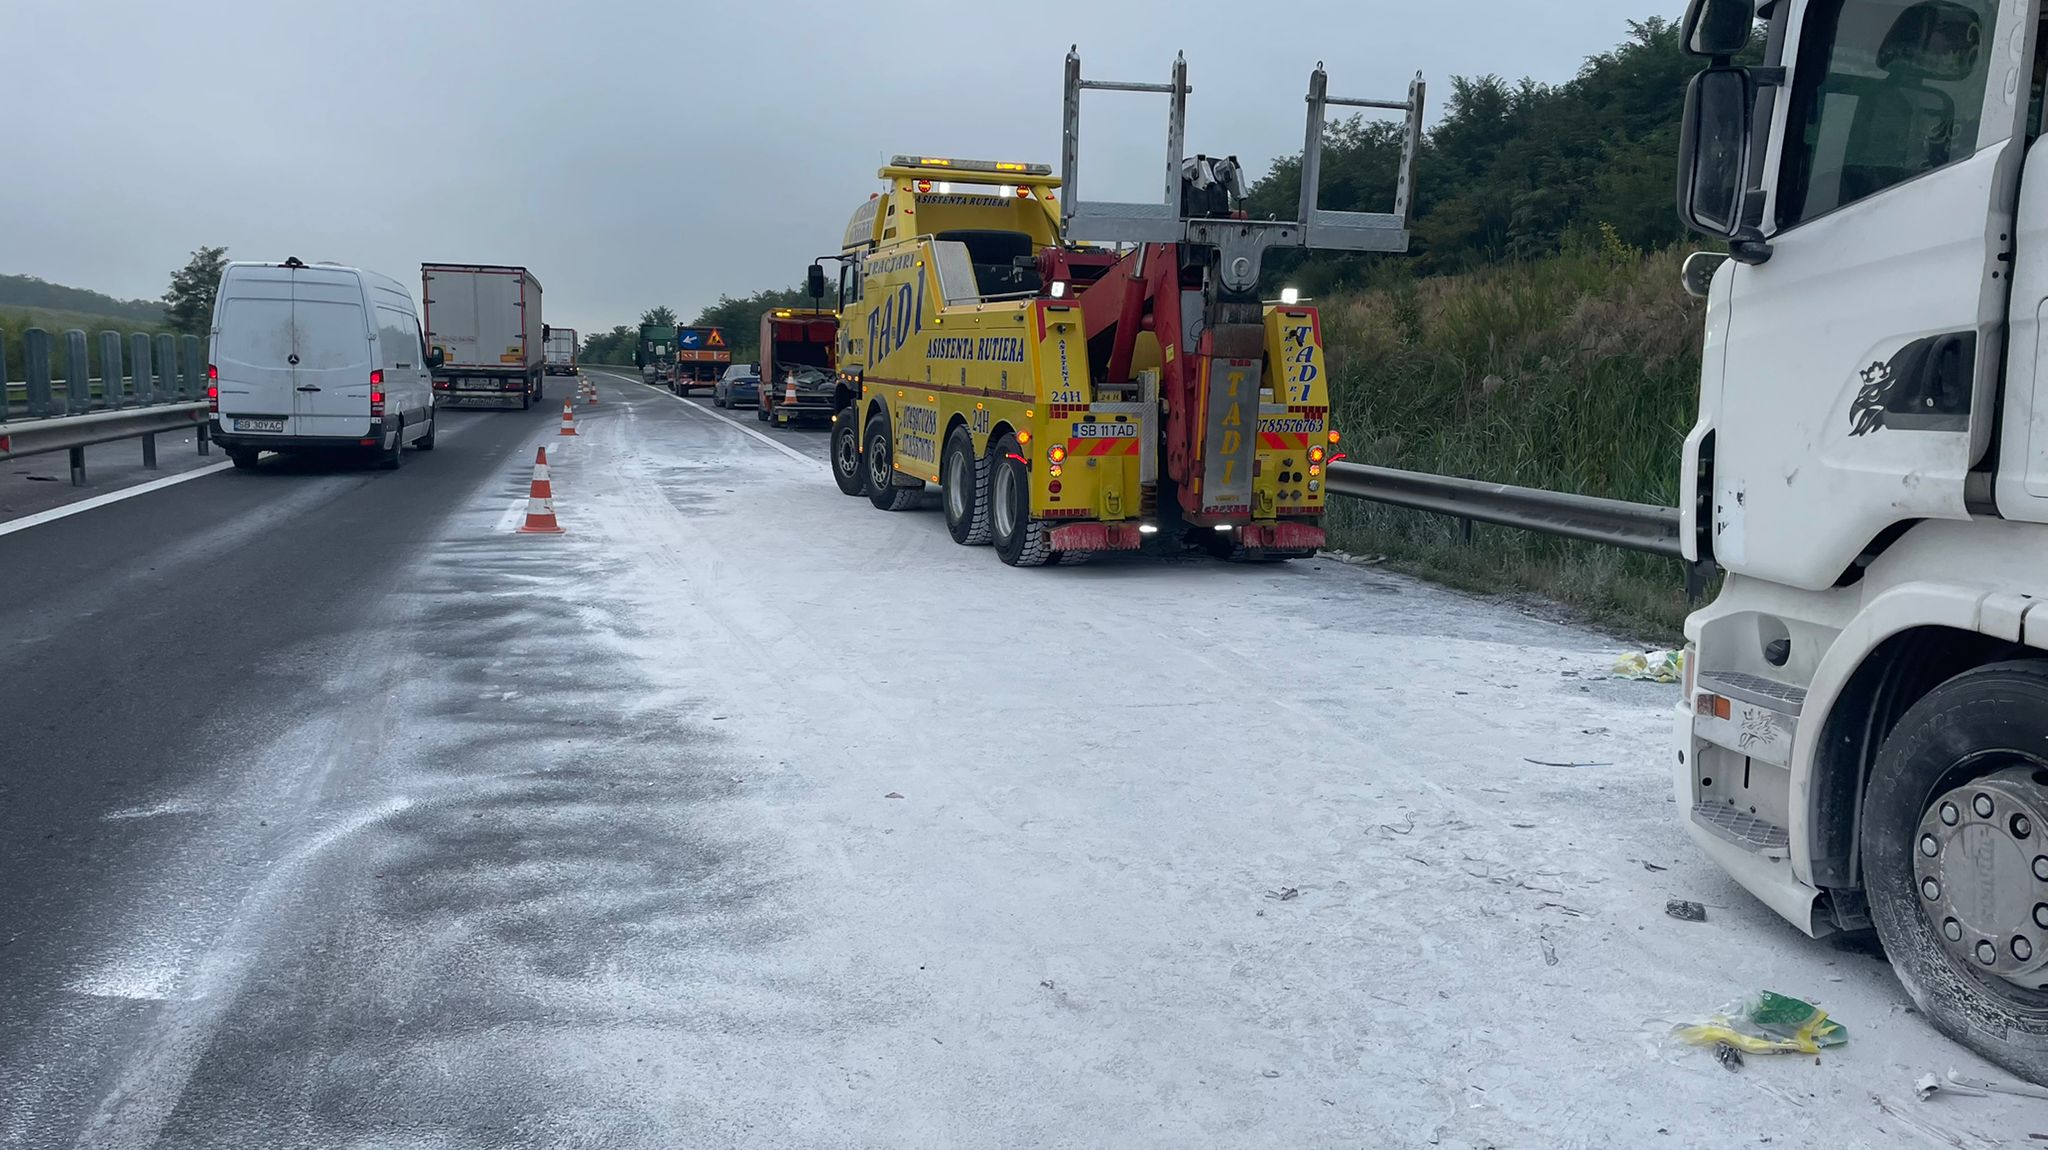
left=206, top=364, right=219, bottom=414
left=369, top=369, right=385, bottom=419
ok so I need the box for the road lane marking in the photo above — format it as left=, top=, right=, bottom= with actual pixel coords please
left=0, top=460, right=234, bottom=539
left=586, top=369, right=823, bottom=469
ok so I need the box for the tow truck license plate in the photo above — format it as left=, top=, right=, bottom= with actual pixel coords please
left=1071, top=422, right=1137, bottom=439
left=234, top=419, right=285, bottom=432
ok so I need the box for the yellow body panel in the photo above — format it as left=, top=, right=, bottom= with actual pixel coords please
left=1253, top=308, right=1334, bottom=519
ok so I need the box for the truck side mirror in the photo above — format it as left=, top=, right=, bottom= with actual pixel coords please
left=427, top=347, right=445, bottom=369
left=1677, top=66, right=1754, bottom=242
left=1681, top=0, right=1754, bottom=59
left=542, top=324, right=551, bottom=340
left=807, top=263, right=827, bottom=301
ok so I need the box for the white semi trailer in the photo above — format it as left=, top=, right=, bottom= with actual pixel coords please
left=422, top=263, right=545, bottom=410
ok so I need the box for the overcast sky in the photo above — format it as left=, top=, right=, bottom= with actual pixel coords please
left=4, top=1, right=1684, bottom=335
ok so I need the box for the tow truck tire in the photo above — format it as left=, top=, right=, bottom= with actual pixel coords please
left=990, top=435, right=1052, bottom=568
left=1862, top=660, right=2048, bottom=1086
left=831, top=412, right=866, bottom=497
left=942, top=426, right=992, bottom=546
left=865, top=412, right=922, bottom=512
left=757, top=404, right=770, bottom=423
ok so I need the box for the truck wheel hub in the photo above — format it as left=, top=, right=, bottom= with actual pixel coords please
left=946, top=454, right=968, bottom=519
left=1914, top=765, right=2048, bottom=989
left=835, top=428, right=858, bottom=478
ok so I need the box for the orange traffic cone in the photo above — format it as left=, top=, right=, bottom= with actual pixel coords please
left=781, top=374, right=797, bottom=413
left=559, top=400, right=578, bottom=436
left=583, top=380, right=597, bottom=406
left=517, top=447, right=564, bottom=534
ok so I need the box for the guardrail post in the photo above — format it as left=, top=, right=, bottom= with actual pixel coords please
left=154, top=334, right=177, bottom=406
left=131, top=333, right=155, bottom=404
left=99, top=332, right=126, bottom=409
left=69, top=446, right=86, bottom=486
left=24, top=329, right=53, bottom=419
left=65, top=330, right=92, bottom=415
left=0, top=330, right=9, bottom=420
left=180, top=335, right=202, bottom=401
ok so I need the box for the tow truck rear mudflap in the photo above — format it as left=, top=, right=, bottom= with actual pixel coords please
left=1236, top=522, right=1325, bottom=551
left=1048, top=522, right=1146, bottom=553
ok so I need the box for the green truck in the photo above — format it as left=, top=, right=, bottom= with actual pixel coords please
left=635, top=324, right=676, bottom=386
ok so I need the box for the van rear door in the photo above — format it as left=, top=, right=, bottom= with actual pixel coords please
left=291, top=270, right=374, bottom=439
left=213, top=267, right=297, bottom=432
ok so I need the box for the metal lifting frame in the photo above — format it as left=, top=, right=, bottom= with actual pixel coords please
left=1060, top=48, right=1426, bottom=292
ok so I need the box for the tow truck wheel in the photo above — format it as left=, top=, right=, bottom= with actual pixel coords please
left=1863, top=660, right=2048, bottom=1085
left=865, top=413, right=921, bottom=512
left=990, top=434, right=1052, bottom=568
left=830, top=413, right=866, bottom=497
left=756, top=401, right=770, bottom=423
left=942, top=426, right=991, bottom=546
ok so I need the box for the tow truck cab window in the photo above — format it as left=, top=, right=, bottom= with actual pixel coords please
left=1777, top=0, right=2001, bottom=228
left=934, top=230, right=1041, bottom=298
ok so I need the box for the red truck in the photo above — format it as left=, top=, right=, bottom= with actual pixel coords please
left=756, top=308, right=838, bottom=427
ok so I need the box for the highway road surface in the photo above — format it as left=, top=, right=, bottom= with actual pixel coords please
left=0, top=371, right=2037, bottom=1149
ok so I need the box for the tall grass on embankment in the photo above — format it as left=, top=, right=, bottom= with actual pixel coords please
left=1317, top=242, right=1708, bottom=638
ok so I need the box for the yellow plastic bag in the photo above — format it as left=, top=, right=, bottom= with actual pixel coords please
left=1674, top=991, right=1849, bottom=1057
left=1614, top=649, right=1685, bottom=683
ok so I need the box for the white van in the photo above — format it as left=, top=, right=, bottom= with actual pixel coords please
left=208, top=257, right=438, bottom=469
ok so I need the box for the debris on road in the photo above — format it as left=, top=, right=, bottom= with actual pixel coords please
left=1916, top=1072, right=1988, bottom=1101
left=883, top=792, right=903, bottom=799
left=1612, top=649, right=1684, bottom=683
left=1665, top=899, right=1707, bottom=922
left=1641, top=860, right=1669, bottom=872
left=1267, top=887, right=1301, bottom=902
left=1943, top=1067, right=2048, bottom=1101
left=1714, top=1041, right=1743, bottom=1072
left=1675, top=991, right=1848, bottom=1059
left=1524, top=758, right=1613, bottom=768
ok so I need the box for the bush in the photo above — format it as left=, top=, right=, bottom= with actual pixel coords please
left=1318, top=245, right=1708, bottom=636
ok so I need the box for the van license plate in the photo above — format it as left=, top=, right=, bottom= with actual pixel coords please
left=234, top=419, right=285, bottom=432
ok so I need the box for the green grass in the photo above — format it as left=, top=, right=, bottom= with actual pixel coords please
left=1318, top=241, right=1710, bottom=639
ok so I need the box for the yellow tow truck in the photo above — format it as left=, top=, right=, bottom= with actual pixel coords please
left=816, top=52, right=1424, bottom=566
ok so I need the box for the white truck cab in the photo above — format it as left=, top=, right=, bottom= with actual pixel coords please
left=1675, top=0, right=2048, bottom=1081
left=209, top=258, right=437, bottom=469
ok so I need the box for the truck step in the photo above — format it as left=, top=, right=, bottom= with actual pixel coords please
left=1691, top=801, right=1791, bottom=859
left=1696, top=671, right=1807, bottom=716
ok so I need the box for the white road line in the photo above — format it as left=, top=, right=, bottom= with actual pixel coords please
left=586, top=368, right=824, bottom=469
left=0, top=461, right=235, bottom=539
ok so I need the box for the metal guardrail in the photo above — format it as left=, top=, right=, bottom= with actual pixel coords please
left=1324, top=460, right=1690, bottom=561
left=2, top=327, right=212, bottom=483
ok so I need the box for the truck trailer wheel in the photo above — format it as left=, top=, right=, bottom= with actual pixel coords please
left=990, top=435, right=1052, bottom=568
left=1862, top=659, right=2048, bottom=1085
left=942, top=426, right=991, bottom=546
left=830, top=413, right=866, bottom=497
left=865, top=413, right=922, bottom=512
